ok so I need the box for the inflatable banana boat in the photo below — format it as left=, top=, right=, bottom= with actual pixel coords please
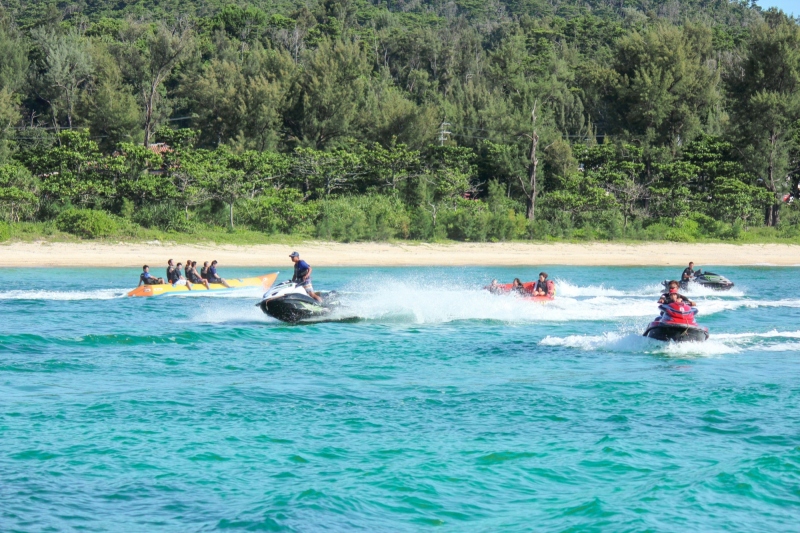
left=127, top=272, right=278, bottom=297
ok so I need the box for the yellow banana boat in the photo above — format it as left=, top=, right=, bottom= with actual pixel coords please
left=127, top=272, right=278, bottom=297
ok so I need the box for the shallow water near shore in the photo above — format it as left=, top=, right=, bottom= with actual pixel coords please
left=1, top=266, right=799, bottom=531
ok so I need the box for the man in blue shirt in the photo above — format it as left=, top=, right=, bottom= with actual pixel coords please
left=138, top=265, right=164, bottom=286
left=207, top=260, right=231, bottom=288
left=290, top=251, right=321, bottom=302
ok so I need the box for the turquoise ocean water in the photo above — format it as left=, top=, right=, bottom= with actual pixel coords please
left=1, top=266, right=799, bottom=531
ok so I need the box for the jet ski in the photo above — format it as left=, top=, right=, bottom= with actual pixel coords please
left=663, top=270, right=734, bottom=291
left=643, top=301, right=708, bottom=343
left=257, top=281, right=340, bottom=323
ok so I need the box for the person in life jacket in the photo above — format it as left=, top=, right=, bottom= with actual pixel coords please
left=206, top=260, right=231, bottom=288
left=170, top=262, right=193, bottom=290
left=138, top=265, right=164, bottom=286
left=533, top=272, right=555, bottom=297
left=185, top=260, right=211, bottom=289
left=658, top=292, right=698, bottom=323
left=658, top=280, right=695, bottom=306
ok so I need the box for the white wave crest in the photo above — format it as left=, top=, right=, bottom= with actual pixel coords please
left=540, top=332, right=736, bottom=356
left=552, top=279, right=632, bottom=297
left=541, top=328, right=800, bottom=356
left=292, top=277, right=800, bottom=325
left=0, top=289, right=127, bottom=301
left=680, top=283, right=746, bottom=298
left=331, top=280, right=665, bottom=323
left=713, top=330, right=800, bottom=340
left=761, top=342, right=800, bottom=352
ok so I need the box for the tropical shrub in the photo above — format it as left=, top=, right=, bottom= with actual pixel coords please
left=316, top=195, right=409, bottom=241
left=56, top=209, right=118, bottom=238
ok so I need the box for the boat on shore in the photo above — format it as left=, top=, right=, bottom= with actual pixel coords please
left=127, top=272, right=278, bottom=297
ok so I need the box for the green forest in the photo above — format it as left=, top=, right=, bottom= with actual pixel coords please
left=0, top=0, right=799, bottom=243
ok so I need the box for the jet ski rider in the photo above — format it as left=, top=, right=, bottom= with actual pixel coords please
left=290, top=251, right=322, bottom=302
left=659, top=292, right=698, bottom=319
left=682, top=262, right=695, bottom=280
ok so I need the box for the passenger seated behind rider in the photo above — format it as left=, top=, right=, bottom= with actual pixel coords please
left=659, top=292, right=697, bottom=315
left=138, top=265, right=164, bottom=286
left=171, top=262, right=193, bottom=290
left=185, top=260, right=210, bottom=289
left=206, top=260, right=231, bottom=288
left=533, top=272, right=550, bottom=296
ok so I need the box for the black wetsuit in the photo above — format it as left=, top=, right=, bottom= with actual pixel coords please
left=167, top=266, right=179, bottom=284
left=659, top=292, right=693, bottom=305
left=186, top=267, right=203, bottom=284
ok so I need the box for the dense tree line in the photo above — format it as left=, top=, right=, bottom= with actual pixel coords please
left=1, top=0, right=800, bottom=242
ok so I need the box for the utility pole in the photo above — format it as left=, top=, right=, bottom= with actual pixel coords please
left=438, top=120, right=451, bottom=146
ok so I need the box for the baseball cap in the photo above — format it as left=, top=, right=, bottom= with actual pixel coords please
left=289, top=251, right=299, bottom=257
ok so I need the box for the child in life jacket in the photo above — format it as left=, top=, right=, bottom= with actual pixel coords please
left=658, top=280, right=695, bottom=306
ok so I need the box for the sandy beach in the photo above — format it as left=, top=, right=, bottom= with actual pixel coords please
left=1, top=240, right=799, bottom=267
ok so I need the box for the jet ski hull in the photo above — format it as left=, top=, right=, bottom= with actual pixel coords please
left=260, top=293, right=331, bottom=323
left=665, top=272, right=734, bottom=292
left=644, top=322, right=709, bottom=342
left=695, top=279, right=734, bottom=291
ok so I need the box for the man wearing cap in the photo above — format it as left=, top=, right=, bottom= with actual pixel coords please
left=290, top=252, right=322, bottom=302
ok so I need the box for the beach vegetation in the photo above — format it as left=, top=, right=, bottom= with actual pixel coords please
left=0, top=1, right=799, bottom=244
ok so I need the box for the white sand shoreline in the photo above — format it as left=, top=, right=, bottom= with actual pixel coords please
left=2, top=241, right=800, bottom=267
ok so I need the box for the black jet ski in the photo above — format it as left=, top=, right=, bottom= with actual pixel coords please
left=257, top=281, right=340, bottom=323
left=663, top=269, right=734, bottom=291
left=643, top=301, right=709, bottom=343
